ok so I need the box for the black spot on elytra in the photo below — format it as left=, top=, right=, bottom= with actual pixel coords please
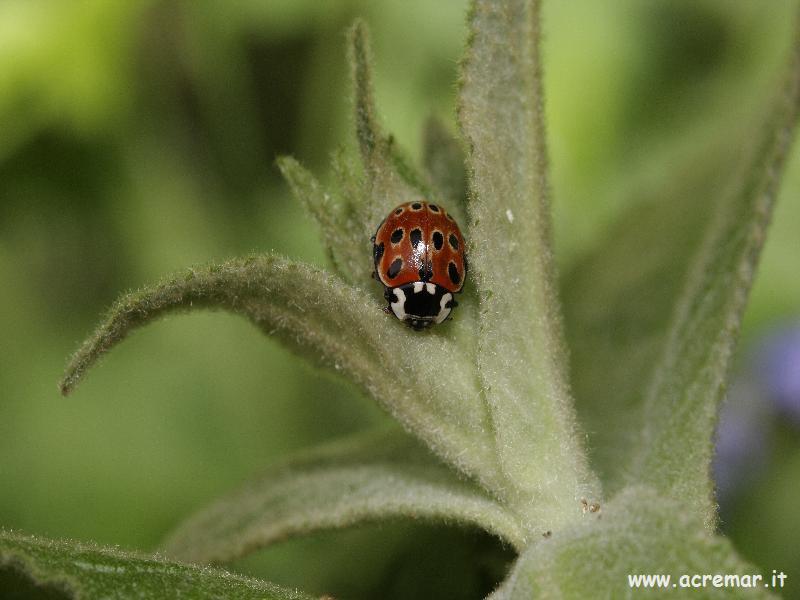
left=448, top=261, right=461, bottom=285
left=387, top=258, right=403, bottom=279
left=418, top=260, right=433, bottom=281
left=410, top=228, right=423, bottom=247
left=432, top=231, right=444, bottom=250
left=391, top=228, right=404, bottom=243
left=449, top=233, right=459, bottom=250
left=373, top=241, right=385, bottom=264
left=429, top=204, right=439, bottom=212
left=411, top=202, right=423, bottom=210
left=394, top=207, right=403, bottom=215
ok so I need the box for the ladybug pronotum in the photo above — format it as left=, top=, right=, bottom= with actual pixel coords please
left=371, top=201, right=466, bottom=330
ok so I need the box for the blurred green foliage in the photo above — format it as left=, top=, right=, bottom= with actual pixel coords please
left=0, top=0, right=798, bottom=597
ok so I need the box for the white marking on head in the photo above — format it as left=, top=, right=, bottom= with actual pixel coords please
left=425, top=282, right=436, bottom=294
left=413, top=282, right=424, bottom=294
left=390, top=287, right=407, bottom=321
left=435, top=292, right=453, bottom=324
left=506, top=208, right=514, bottom=223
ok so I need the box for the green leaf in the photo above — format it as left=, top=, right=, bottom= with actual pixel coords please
left=59, top=254, right=505, bottom=496
left=634, top=30, right=800, bottom=524
left=490, top=487, right=774, bottom=599
left=563, top=12, right=800, bottom=527
left=276, top=156, right=367, bottom=285
left=422, top=116, right=468, bottom=222
left=162, top=427, right=526, bottom=565
left=348, top=20, right=429, bottom=228
left=0, top=529, right=312, bottom=600
left=458, top=0, right=599, bottom=528
left=280, top=23, right=450, bottom=286
left=561, top=136, right=740, bottom=494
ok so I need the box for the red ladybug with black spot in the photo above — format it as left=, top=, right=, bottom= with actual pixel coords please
left=371, top=201, right=467, bottom=330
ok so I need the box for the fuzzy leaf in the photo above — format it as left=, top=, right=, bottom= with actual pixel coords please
left=633, top=29, right=800, bottom=525
left=564, top=14, right=800, bottom=527
left=348, top=20, right=429, bottom=229
left=276, top=156, right=366, bottom=284
left=280, top=24, right=449, bottom=286
left=459, top=0, right=599, bottom=527
left=422, top=116, right=468, bottom=222
left=490, top=487, right=774, bottom=599
left=0, top=529, right=311, bottom=600
left=162, top=428, right=526, bottom=564
left=60, top=254, right=505, bottom=495
left=561, top=139, right=739, bottom=494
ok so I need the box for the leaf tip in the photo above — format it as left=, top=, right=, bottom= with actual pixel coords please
left=58, top=330, right=108, bottom=397
left=274, top=154, right=293, bottom=169
left=58, top=375, right=74, bottom=397
left=347, top=18, right=370, bottom=55
left=275, top=155, right=301, bottom=183
left=347, top=19, right=380, bottom=166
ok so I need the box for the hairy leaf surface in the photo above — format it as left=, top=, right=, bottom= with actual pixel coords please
left=60, top=255, right=503, bottom=494
left=490, top=487, right=772, bottom=599
left=562, top=137, right=739, bottom=493
left=163, top=428, right=526, bottom=564
left=0, top=530, right=311, bottom=600
left=422, top=116, right=468, bottom=222
left=564, top=12, right=800, bottom=527
left=277, top=156, right=365, bottom=285
left=459, top=0, right=599, bottom=527
left=349, top=21, right=429, bottom=232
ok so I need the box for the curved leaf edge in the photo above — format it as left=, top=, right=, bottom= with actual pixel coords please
left=58, top=253, right=508, bottom=505
left=489, top=486, right=774, bottom=599
left=457, top=0, right=601, bottom=528
left=630, top=8, right=800, bottom=528
left=0, top=529, right=313, bottom=600
left=161, top=427, right=528, bottom=565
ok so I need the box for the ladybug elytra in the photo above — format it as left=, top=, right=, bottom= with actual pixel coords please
left=371, top=201, right=466, bottom=330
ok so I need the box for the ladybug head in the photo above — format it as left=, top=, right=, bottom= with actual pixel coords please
left=387, top=282, right=456, bottom=330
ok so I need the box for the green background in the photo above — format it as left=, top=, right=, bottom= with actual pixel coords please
left=1, top=1, right=798, bottom=597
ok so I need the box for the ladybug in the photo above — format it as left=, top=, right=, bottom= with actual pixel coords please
left=371, top=201, right=466, bottom=330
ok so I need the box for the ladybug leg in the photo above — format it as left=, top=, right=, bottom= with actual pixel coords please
left=382, top=287, right=394, bottom=314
